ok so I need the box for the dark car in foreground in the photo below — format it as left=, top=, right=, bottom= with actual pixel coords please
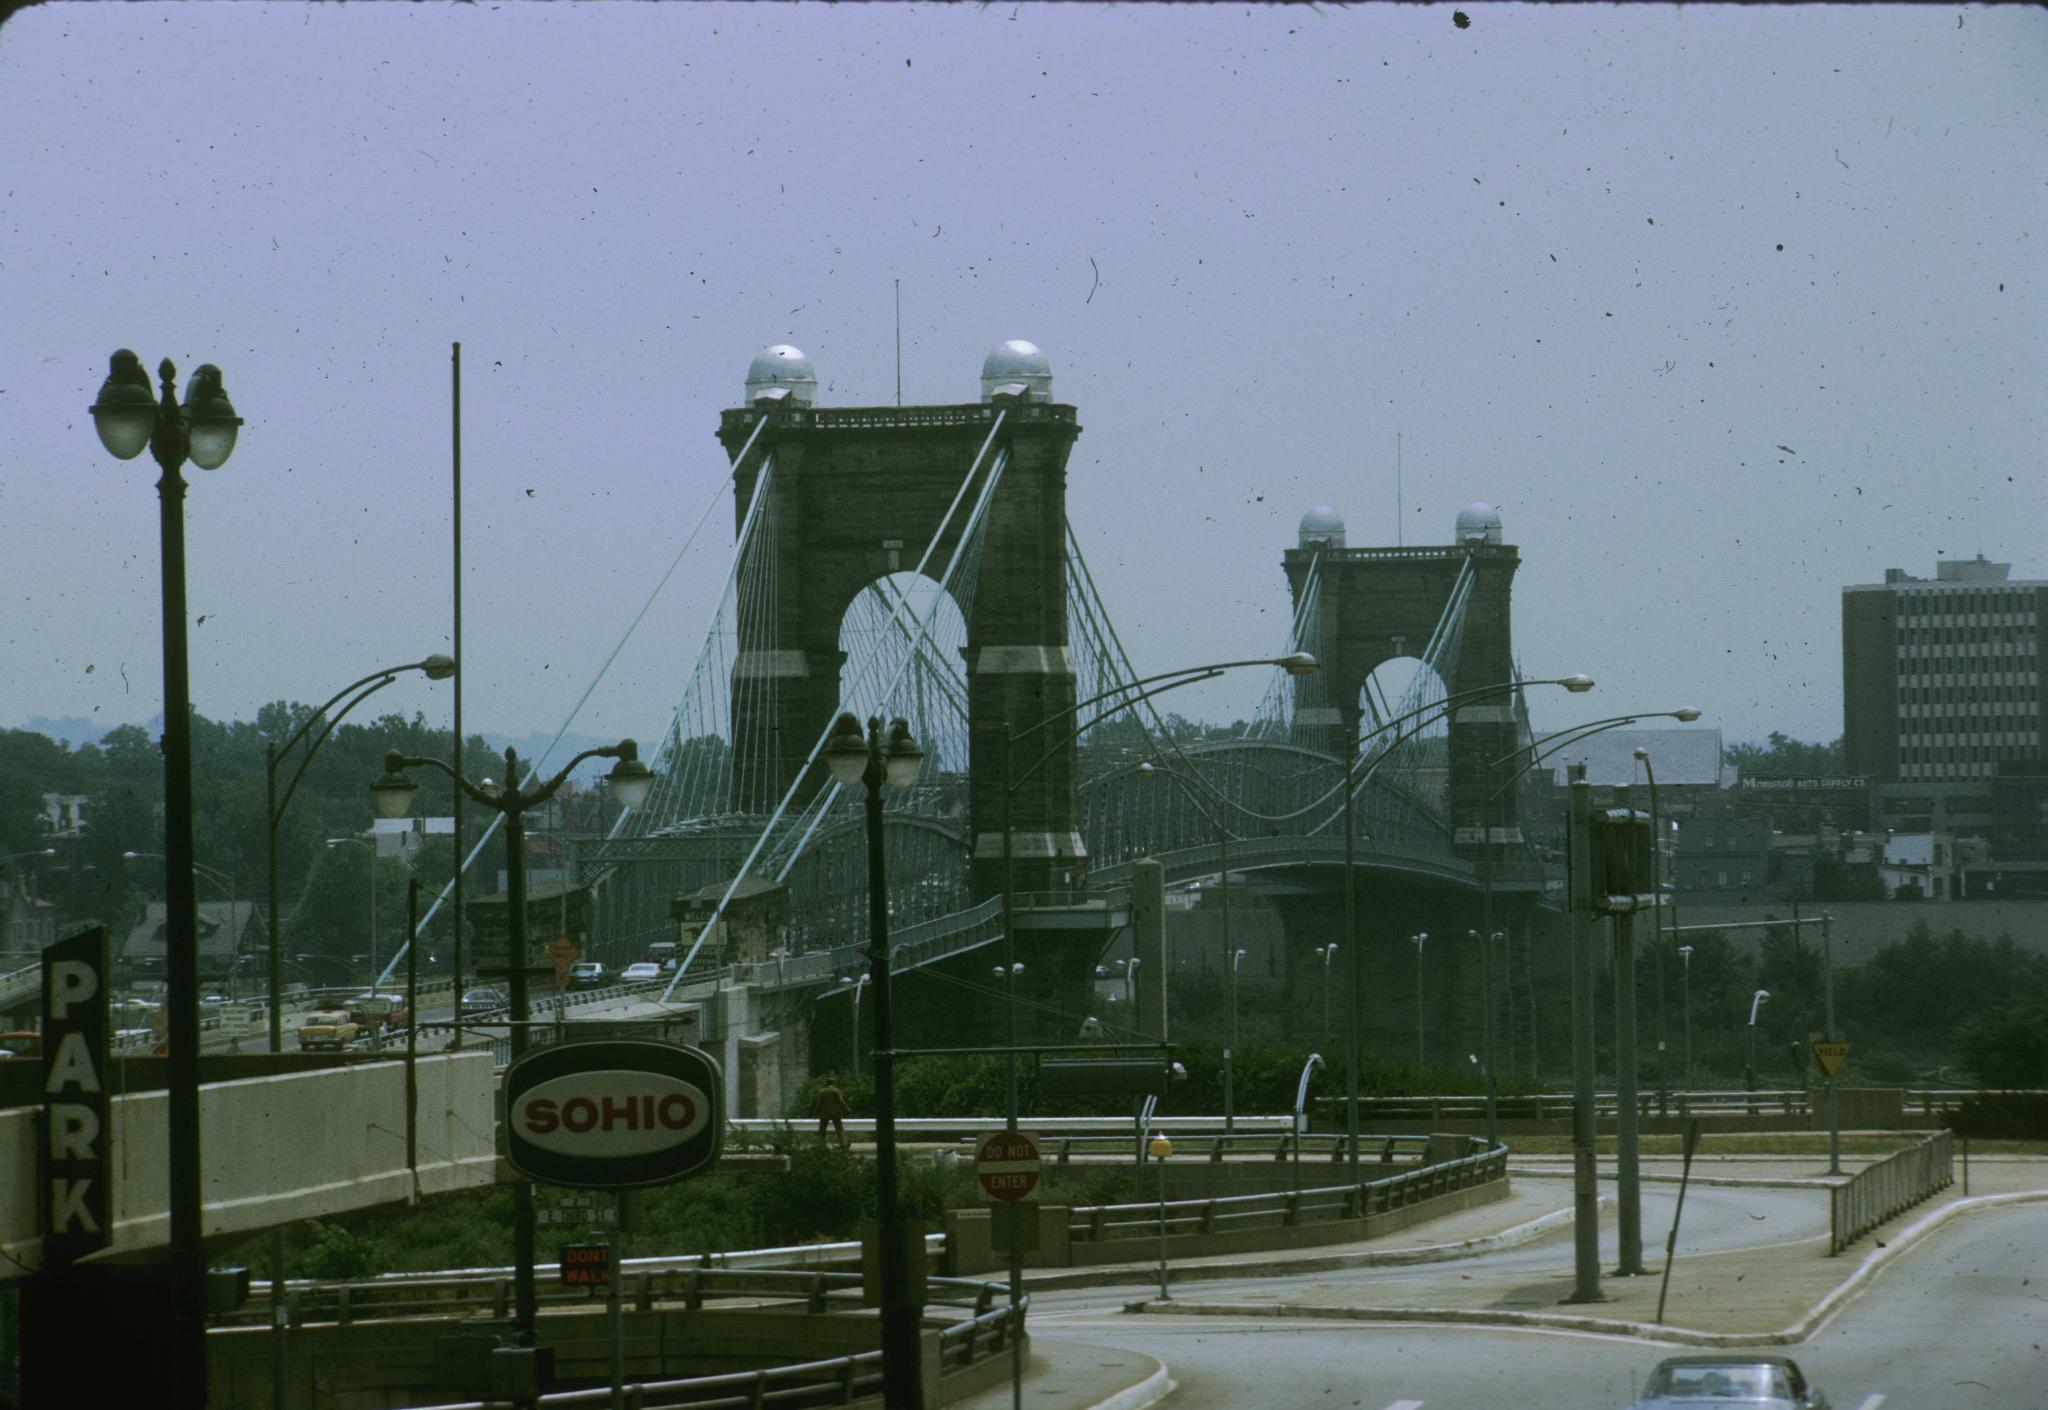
left=1627, top=1356, right=1830, bottom=1409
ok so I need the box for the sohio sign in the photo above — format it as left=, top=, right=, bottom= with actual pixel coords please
left=504, top=1040, right=724, bottom=1187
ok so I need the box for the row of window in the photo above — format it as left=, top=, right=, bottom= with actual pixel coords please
left=1895, top=623, right=2036, bottom=644
left=1898, top=683, right=2041, bottom=706
left=1900, top=742, right=2037, bottom=765
left=1895, top=654, right=2039, bottom=677
left=1896, top=588, right=2037, bottom=617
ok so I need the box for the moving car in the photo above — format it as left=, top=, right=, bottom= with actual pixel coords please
left=620, top=961, right=662, bottom=983
left=1626, top=1356, right=1830, bottom=1409
left=568, top=960, right=607, bottom=989
left=458, top=986, right=508, bottom=1019
left=347, top=990, right=410, bottom=1030
left=297, top=1011, right=361, bottom=1051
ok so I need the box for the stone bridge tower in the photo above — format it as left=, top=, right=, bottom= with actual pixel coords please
left=715, top=342, right=1085, bottom=896
left=1282, top=503, right=1523, bottom=855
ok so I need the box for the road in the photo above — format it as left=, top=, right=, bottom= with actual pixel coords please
left=1028, top=1194, right=2048, bottom=1408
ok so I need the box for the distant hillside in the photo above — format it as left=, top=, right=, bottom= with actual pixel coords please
left=10, top=715, right=619, bottom=776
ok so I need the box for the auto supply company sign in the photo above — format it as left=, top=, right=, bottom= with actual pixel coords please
left=504, top=1040, right=723, bottom=1188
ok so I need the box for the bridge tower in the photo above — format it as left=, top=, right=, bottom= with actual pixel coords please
left=715, top=342, right=1086, bottom=897
left=1283, top=503, right=1523, bottom=856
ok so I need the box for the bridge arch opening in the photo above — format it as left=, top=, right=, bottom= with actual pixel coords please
left=834, top=570, right=972, bottom=781
left=1360, top=655, right=1450, bottom=741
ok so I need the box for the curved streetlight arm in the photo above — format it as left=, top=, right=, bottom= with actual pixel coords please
left=390, top=742, right=634, bottom=815
left=273, top=674, right=399, bottom=825
left=1352, top=675, right=1592, bottom=771
left=1482, top=712, right=1700, bottom=806
left=1135, top=761, right=1227, bottom=833
left=1293, top=1052, right=1325, bottom=1128
left=1011, top=656, right=1311, bottom=749
left=1010, top=669, right=1225, bottom=794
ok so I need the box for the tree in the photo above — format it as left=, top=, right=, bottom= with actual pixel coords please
left=1724, top=732, right=1845, bottom=779
left=1958, top=994, right=2048, bottom=1087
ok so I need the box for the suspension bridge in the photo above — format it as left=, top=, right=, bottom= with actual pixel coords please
left=426, top=340, right=1557, bottom=1080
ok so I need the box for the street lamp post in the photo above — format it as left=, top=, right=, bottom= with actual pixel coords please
left=372, top=738, right=651, bottom=1364
left=89, top=347, right=243, bottom=1409
left=837, top=973, right=871, bottom=1073
left=1313, top=944, right=1338, bottom=1045
left=822, top=714, right=925, bottom=1410
left=1678, top=945, right=1695, bottom=1089
left=1411, top=932, right=1428, bottom=1068
left=1634, top=749, right=1671, bottom=1119
left=1135, top=760, right=1235, bottom=1119
left=1746, top=989, right=1771, bottom=1109
left=264, top=656, right=454, bottom=1048
left=1228, top=947, right=1247, bottom=1134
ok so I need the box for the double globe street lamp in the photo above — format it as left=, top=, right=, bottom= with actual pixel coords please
left=372, top=739, right=652, bottom=1357
left=821, top=713, right=925, bottom=1410
left=90, top=347, right=243, bottom=1409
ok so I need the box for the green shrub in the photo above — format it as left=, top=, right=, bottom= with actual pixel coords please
left=1944, top=1093, right=2048, bottom=1141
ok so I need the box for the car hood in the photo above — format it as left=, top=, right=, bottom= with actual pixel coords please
left=1630, top=1399, right=1799, bottom=1409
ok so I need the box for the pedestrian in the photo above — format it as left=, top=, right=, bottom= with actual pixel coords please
left=813, top=1077, right=851, bottom=1148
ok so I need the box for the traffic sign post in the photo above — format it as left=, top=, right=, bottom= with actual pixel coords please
left=977, top=1129, right=1039, bottom=1410
left=1148, top=1134, right=1173, bottom=1302
left=975, top=1130, right=1041, bottom=1202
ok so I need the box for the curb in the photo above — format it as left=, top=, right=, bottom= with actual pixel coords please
left=1019, top=1197, right=1604, bottom=1292
left=1118, top=1189, right=2048, bottom=1347
left=1080, top=1361, right=1175, bottom=1410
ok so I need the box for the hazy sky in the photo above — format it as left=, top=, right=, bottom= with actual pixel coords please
left=3, top=3, right=2042, bottom=754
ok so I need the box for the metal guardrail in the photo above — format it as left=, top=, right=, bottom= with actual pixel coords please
left=1068, top=1136, right=1505, bottom=1246
left=260, top=1269, right=1023, bottom=1410
left=1043, top=1131, right=1425, bottom=1167
left=1829, top=1130, right=1953, bottom=1255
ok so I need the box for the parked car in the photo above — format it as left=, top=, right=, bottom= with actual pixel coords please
left=1626, top=1356, right=1830, bottom=1409
left=0, top=1031, right=41, bottom=1059
left=458, top=986, right=508, bottom=1019
left=297, top=1011, right=361, bottom=1051
left=568, top=960, right=607, bottom=989
left=619, top=962, right=662, bottom=983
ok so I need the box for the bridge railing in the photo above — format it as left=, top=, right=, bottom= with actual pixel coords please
left=1829, top=1130, right=1953, bottom=1255
left=1042, top=1131, right=1428, bottom=1167
left=1067, top=1136, right=1505, bottom=1248
left=1088, top=831, right=1473, bottom=889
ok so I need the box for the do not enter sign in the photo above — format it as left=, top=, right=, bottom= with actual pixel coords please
left=976, top=1130, right=1041, bottom=1202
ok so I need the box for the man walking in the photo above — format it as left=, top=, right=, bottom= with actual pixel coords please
left=813, top=1077, right=851, bottom=1148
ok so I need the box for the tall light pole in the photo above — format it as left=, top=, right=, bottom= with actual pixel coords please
left=1135, top=759, right=1234, bottom=1117
left=1313, top=943, right=1338, bottom=1045
left=1228, top=947, right=1247, bottom=1133
left=1411, top=932, right=1429, bottom=1068
left=823, top=713, right=925, bottom=1410
left=373, top=738, right=651, bottom=1366
left=1746, top=988, right=1771, bottom=1103
left=1678, top=945, right=1695, bottom=1088
left=90, top=346, right=243, bottom=1408
left=264, top=655, right=454, bottom=1045
left=1633, top=749, right=1671, bottom=1121
left=837, top=973, right=870, bottom=1073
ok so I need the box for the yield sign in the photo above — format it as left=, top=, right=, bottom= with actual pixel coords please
left=1810, top=1040, right=1850, bottom=1078
left=976, top=1129, right=1041, bottom=1202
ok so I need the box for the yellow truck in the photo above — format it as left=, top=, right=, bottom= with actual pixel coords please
left=297, top=1010, right=360, bottom=1052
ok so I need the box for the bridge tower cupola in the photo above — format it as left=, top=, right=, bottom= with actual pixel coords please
left=1299, top=505, right=1347, bottom=550
left=980, top=339, right=1054, bottom=402
left=745, top=344, right=818, bottom=406
left=1455, top=502, right=1503, bottom=546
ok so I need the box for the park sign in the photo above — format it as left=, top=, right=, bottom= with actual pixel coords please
left=976, top=1130, right=1041, bottom=1202
left=42, top=927, right=111, bottom=1262
left=504, top=1039, right=723, bottom=1188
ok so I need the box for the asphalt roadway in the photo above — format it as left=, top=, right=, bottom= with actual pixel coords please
left=966, top=1156, right=2048, bottom=1410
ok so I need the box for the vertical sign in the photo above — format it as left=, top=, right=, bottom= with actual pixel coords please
left=42, top=926, right=112, bottom=1262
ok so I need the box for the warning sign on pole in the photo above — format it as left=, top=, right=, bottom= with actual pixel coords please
left=976, top=1130, right=1041, bottom=1202
left=1810, top=1040, right=1850, bottom=1078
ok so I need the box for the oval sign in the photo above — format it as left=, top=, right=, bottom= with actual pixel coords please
left=503, top=1039, right=724, bottom=1188
left=513, top=1069, right=711, bottom=1157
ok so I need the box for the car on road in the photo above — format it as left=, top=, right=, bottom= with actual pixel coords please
left=458, top=986, right=508, bottom=1019
left=1625, top=1355, right=1830, bottom=1409
left=297, top=1010, right=361, bottom=1051
left=568, top=960, right=607, bottom=989
left=347, top=990, right=410, bottom=1031
left=620, top=961, right=662, bottom=983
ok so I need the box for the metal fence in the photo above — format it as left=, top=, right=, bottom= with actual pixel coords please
left=1067, top=1136, right=1505, bottom=1247
left=249, top=1269, right=1021, bottom=1410
left=1829, top=1129, right=1953, bottom=1255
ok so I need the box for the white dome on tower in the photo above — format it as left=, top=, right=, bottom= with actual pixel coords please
left=1455, top=502, right=1503, bottom=545
left=744, top=345, right=817, bottom=406
left=980, top=339, right=1054, bottom=402
left=1299, top=505, right=1346, bottom=549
